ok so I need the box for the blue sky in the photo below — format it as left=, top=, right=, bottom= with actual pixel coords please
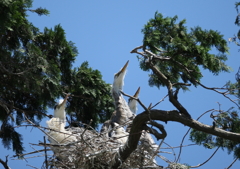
left=1, top=1, right=240, bottom=168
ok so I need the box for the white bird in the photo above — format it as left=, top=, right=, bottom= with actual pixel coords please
left=111, top=61, right=133, bottom=125
left=128, top=87, right=140, bottom=115
left=46, top=94, right=77, bottom=144
left=101, top=61, right=140, bottom=136
left=54, top=94, right=69, bottom=122
left=126, top=87, right=141, bottom=133
left=112, top=60, right=128, bottom=94
left=46, top=117, right=77, bottom=144
left=111, top=122, right=129, bottom=144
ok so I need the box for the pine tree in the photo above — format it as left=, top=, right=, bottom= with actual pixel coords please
left=0, top=0, right=114, bottom=156
left=132, top=12, right=240, bottom=161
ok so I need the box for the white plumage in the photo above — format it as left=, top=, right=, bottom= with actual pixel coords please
left=54, top=98, right=67, bottom=121
left=112, top=60, right=129, bottom=94
left=111, top=122, right=129, bottom=144
left=111, top=61, right=133, bottom=125
left=46, top=94, right=76, bottom=144
left=46, top=117, right=77, bottom=144
left=128, top=87, right=140, bottom=115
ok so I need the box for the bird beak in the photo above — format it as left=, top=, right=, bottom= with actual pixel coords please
left=133, top=87, right=140, bottom=98
left=56, top=94, right=69, bottom=109
left=115, top=60, right=129, bottom=77
left=128, top=87, right=140, bottom=103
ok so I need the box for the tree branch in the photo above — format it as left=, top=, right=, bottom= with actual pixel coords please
left=0, top=156, right=11, bottom=169
left=111, top=109, right=240, bottom=168
left=131, top=46, right=191, bottom=118
left=190, top=146, right=220, bottom=168
left=176, top=109, right=215, bottom=162
left=148, top=62, right=191, bottom=118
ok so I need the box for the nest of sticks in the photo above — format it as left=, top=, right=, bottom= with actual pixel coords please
left=43, top=126, right=161, bottom=169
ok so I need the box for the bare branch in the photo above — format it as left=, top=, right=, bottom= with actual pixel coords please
left=196, top=81, right=240, bottom=109
left=112, top=107, right=240, bottom=168
left=120, top=91, right=148, bottom=112
left=43, top=136, right=48, bottom=169
left=176, top=109, right=215, bottom=162
left=13, top=149, right=51, bottom=158
left=226, top=157, right=239, bottom=169
left=0, top=156, right=11, bottom=169
left=145, top=121, right=167, bottom=140
left=150, top=93, right=169, bottom=109
left=148, top=62, right=191, bottom=118
left=190, top=146, right=220, bottom=168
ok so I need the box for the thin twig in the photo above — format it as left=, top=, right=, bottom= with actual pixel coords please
left=160, top=143, right=196, bottom=149
left=196, top=81, right=240, bottom=109
left=12, top=149, right=51, bottom=158
left=190, top=146, right=220, bottom=168
left=44, top=136, right=48, bottom=169
left=176, top=109, right=215, bottom=163
left=26, top=164, right=40, bottom=169
left=226, top=157, right=239, bottom=169
left=0, top=156, right=10, bottom=169
left=150, top=93, right=169, bottom=109
left=162, top=142, right=177, bottom=162
left=120, top=91, right=148, bottom=112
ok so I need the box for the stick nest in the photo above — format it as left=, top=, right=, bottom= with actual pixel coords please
left=45, top=127, right=161, bottom=169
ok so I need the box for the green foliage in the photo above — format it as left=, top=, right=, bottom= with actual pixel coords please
left=140, top=12, right=230, bottom=90
left=0, top=122, right=24, bottom=155
left=229, top=2, right=240, bottom=46
left=67, top=62, right=114, bottom=129
left=28, top=7, right=49, bottom=16
left=0, top=0, right=113, bottom=156
left=190, top=108, right=240, bottom=158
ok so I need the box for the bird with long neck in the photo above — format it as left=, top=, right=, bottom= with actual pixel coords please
left=46, top=93, right=77, bottom=144
left=128, top=87, right=140, bottom=115
left=126, top=87, right=140, bottom=133
left=101, top=61, right=132, bottom=137
left=111, top=60, right=133, bottom=125
left=54, top=94, right=69, bottom=121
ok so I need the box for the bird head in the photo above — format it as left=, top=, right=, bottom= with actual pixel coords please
left=128, top=87, right=140, bottom=103
left=54, top=94, right=69, bottom=120
left=113, top=122, right=126, bottom=134
left=128, top=87, right=140, bottom=114
left=54, top=99, right=65, bottom=110
left=112, top=61, right=129, bottom=92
